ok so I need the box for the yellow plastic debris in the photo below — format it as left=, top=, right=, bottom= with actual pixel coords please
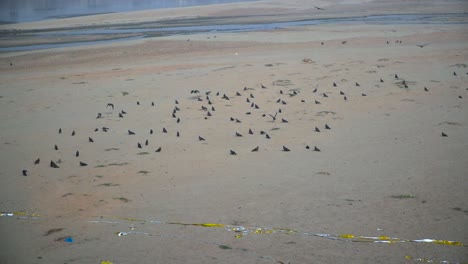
left=101, top=261, right=113, bottom=264
left=339, top=234, right=355, bottom=239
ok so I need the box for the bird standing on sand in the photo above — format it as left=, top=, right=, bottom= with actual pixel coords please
left=50, top=161, right=59, bottom=168
left=76, top=151, right=79, bottom=157
left=251, top=146, right=259, bottom=152
left=282, top=146, right=290, bottom=152
left=128, top=130, right=135, bottom=135
left=79, top=162, right=87, bottom=167
left=89, top=137, right=94, bottom=143
left=230, top=150, right=237, bottom=155
left=107, top=103, right=114, bottom=110
left=34, top=158, right=40, bottom=165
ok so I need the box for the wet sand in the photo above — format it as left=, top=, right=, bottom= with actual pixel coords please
left=0, top=0, right=467, bottom=263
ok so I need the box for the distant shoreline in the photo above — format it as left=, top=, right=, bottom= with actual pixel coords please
left=1, top=13, right=467, bottom=53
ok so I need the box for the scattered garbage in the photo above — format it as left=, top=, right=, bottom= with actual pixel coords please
left=63, top=236, right=74, bottom=243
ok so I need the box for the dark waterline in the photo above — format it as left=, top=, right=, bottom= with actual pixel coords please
left=0, top=0, right=257, bottom=23
left=1, top=13, right=467, bottom=52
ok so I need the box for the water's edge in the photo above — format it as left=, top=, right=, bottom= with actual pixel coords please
left=1, top=13, right=467, bottom=53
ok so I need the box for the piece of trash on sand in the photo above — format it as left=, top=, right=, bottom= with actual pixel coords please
left=63, top=237, right=74, bottom=243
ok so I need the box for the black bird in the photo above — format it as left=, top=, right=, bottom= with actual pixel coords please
left=260, top=131, right=266, bottom=135
left=380, top=78, right=384, bottom=83
left=119, top=113, right=124, bottom=118
left=268, top=112, right=278, bottom=121
left=59, top=128, right=62, bottom=134
left=250, top=102, right=255, bottom=108
left=453, top=72, right=457, bottom=76
left=175, top=106, right=180, bottom=111
left=177, top=118, right=181, bottom=123
left=230, top=117, right=235, bottom=121
left=255, top=104, right=260, bottom=109
left=362, top=93, right=367, bottom=96
left=152, top=102, right=155, bottom=106
left=22, top=170, right=28, bottom=176
left=323, top=93, right=328, bottom=98
left=121, top=110, right=127, bottom=114
left=278, top=108, right=282, bottom=113
left=459, top=96, right=463, bottom=99
left=280, top=90, right=283, bottom=94
left=314, top=146, right=321, bottom=152
left=235, top=132, right=243, bottom=137
left=50, top=161, right=59, bottom=168
left=94, top=128, right=99, bottom=132
left=128, top=130, right=135, bottom=135
left=198, top=97, right=203, bottom=102
left=199, top=136, right=205, bottom=141
left=265, top=133, right=271, bottom=139
left=314, top=5, right=325, bottom=10
left=416, top=44, right=429, bottom=48
left=281, top=100, right=287, bottom=104
left=89, top=137, right=94, bottom=142
left=145, top=139, right=149, bottom=146
left=163, top=128, right=167, bottom=133
left=306, top=145, right=310, bottom=149
left=340, top=91, right=345, bottom=95
left=212, top=106, right=215, bottom=111
left=107, top=103, right=114, bottom=110
left=137, top=101, right=140, bottom=105
left=315, top=100, right=321, bottom=104
left=222, top=94, right=230, bottom=100
left=441, top=132, right=448, bottom=137
left=282, top=146, right=290, bottom=152
left=76, top=150, right=79, bottom=157
left=216, top=92, right=220, bottom=96
left=54, top=145, right=58, bottom=150
left=261, top=84, right=267, bottom=89
left=355, top=82, right=360, bottom=86
left=344, top=96, right=347, bottom=101
left=276, top=98, right=281, bottom=103
left=246, top=98, right=250, bottom=103
left=249, top=129, right=254, bottom=135
left=150, top=129, right=153, bottom=134
left=333, top=82, right=337, bottom=87
left=79, top=162, right=87, bottom=167
left=96, top=113, right=102, bottom=119
left=282, top=118, right=288, bottom=123
left=201, top=106, right=207, bottom=111
left=138, top=143, right=142, bottom=148
left=251, top=146, right=259, bottom=152
left=34, top=158, right=40, bottom=165
left=177, top=131, right=180, bottom=137
left=325, top=124, right=331, bottom=130
left=71, top=130, right=75, bottom=136
left=424, top=87, right=429, bottom=92
left=235, top=119, right=241, bottom=123
left=155, top=147, right=162, bottom=152
left=250, top=93, right=255, bottom=98
left=207, top=111, right=212, bottom=117
left=315, top=127, right=320, bottom=132
left=102, top=127, right=109, bottom=132
left=236, top=92, right=241, bottom=96
left=395, top=74, right=399, bottom=79
left=230, top=150, right=237, bottom=155
left=313, top=88, right=317, bottom=93
left=246, top=112, right=251, bottom=115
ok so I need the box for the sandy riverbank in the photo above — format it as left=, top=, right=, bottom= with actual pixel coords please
left=0, top=0, right=467, bottom=263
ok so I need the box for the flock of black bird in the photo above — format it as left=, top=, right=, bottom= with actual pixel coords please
left=20, top=69, right=464, bottom=177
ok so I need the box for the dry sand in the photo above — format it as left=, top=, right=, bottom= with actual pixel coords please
left=0, top=1, right=467, bottom=263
